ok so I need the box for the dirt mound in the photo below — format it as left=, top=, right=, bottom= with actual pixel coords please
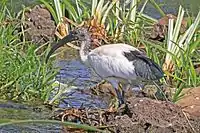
left=109, top=97, right=200, bottom=133
left=53, top=96, right=200, bottom=133
left=24, top=5, right=56, bottom=44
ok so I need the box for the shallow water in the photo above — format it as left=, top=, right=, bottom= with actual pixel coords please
left=56, top=59, right=98, bottom=87
left=0, top=100, right=61, bottom=132
left=0, top=58, right=107, bottom=132
left=55, top=59, right=107, bottom=109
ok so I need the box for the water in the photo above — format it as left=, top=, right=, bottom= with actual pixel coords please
left=142, top=0, right=200, bottom=19
left=55, top=59, right=107, bottom=109
left=0, top=100, right=61, bottom=133
left=56, top=59, right=98, bottom=87
left=0, top=59, right=107, bottom=132
left=0, top=124, right=61, bottom=133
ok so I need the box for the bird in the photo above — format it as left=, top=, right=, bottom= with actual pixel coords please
left=46, top=27, right=164, bottom=106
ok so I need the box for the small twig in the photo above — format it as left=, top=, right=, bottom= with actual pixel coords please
left=182, top=111, right=196, bottom=133
left=85, top=109, right=91, bottom=125
left=99, top=110, right=103, bottom=126
left=63, top=17, right=79, bottom=26
left=61, top=113, right=68, bottom=122
left=153, top=81, right=169, bottom=101
left=97, top=125, right=116, bottom=129
left=153, top=93, right=158, bottom=101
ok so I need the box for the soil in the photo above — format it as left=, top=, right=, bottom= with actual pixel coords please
left=150, top=14, right=187, bottom=41
left=108, top=97, right=200, bottom=133
left=53, top=96, right=200, bottom=133
left=52, top=84, right=200, bottom=133
left=24, top=5, right=56, bottom=45
left=23, top=5, right=80, bottom=59
left=177, top=87, right=200, bottom=117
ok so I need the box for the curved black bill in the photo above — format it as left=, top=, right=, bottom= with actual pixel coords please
left=46, top=32, right=75, bottom=63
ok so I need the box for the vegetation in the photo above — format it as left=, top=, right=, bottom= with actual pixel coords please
left=0, top=3, right=58, bottom=103
left=0, top=0, right=199, bottom=104
left=0, top=119, right=104, bottom=132
left=163, top=6, right=200, bottom=101
left=40, top=0, right=200, bottom=102
left=0, top=0, right=199, bottom=132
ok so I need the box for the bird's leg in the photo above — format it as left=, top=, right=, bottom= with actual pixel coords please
left=108, top=79, right=124, bottom=105
left=121, top=88, right=125, bottom=103
left=119, top=82, right=127, bottom=102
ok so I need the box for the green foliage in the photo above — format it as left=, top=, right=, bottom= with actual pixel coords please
left=0, top=119, right=104, bottom=132
left=143, top=8, right=200, bottom=102
left=0, top=0, right=198, bottom=104
left=165, top=7, right=200, bottom=102
left=0, top=6, right=58, bottom=102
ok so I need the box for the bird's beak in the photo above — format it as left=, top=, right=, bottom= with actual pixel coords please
left=46, top=32, right=76, bottom=63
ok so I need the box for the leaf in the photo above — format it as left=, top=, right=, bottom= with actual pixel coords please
left=40, top=0, right=58, bottom=24
left=63, top=0, right=79, bottom=21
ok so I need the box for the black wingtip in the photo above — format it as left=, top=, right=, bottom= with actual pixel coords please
left=124, top=50, right=164, bottom=80
left=137, top=55, right=164, bottom=80
left=149, top=61, right=164, bottom=80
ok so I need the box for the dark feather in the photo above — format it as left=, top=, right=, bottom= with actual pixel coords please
left=123, top=50, right=164, bottom=80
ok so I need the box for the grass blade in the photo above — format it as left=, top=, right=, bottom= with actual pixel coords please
left=0, top=119, right=105, bottom=132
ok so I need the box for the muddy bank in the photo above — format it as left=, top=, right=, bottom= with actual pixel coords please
left=52, top=87, right=200, bottom=133
left=108, top=97, right=200, bottom=133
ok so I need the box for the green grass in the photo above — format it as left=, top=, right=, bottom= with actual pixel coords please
left=0, top=5, right=58, bottom=103
left=0, top=119, right=104, bottom=132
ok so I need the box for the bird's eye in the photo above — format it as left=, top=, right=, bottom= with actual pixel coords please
left=80, top=34, right=85, bottom=37
left=74, top=31, right=78, bottom=34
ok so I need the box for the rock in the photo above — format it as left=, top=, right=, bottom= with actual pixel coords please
left=150, top=14, right=187, bottom=41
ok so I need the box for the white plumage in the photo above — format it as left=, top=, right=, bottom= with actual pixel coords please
left=86, top=44, right=138, bottom=80
left=47, top=28, right=164, bottom=105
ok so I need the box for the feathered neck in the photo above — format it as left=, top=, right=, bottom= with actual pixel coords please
left=79, top=36, right=91, bottom=63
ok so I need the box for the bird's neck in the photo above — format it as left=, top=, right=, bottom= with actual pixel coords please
left=79, top=39, right=91, bottom=63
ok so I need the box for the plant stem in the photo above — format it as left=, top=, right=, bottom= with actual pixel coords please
left=149, top=0, right=165, bottom=17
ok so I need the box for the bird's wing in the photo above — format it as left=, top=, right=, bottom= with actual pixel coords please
left=88, top=43, right=163, bottom=80
left=123, top=50, right=164, bottom=80
left=87, top=52, right=137, bottom=80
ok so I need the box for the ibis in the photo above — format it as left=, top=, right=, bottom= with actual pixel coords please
left=46, top=28, right=164, bottom=105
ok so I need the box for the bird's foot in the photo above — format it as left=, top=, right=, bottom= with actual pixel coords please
left=108, top=97, right=126, bottom=112
left=107, top=97, right=119, bottom=112
left=117, top=103, right=127, bottom=111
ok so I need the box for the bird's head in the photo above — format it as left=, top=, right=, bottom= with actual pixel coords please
left=70, top=27, right=90, bottom=42
left=46, top=27, right=90, bottom=62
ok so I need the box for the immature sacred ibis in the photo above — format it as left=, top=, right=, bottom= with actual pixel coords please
left=46, top=28, right=164, bottom=105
